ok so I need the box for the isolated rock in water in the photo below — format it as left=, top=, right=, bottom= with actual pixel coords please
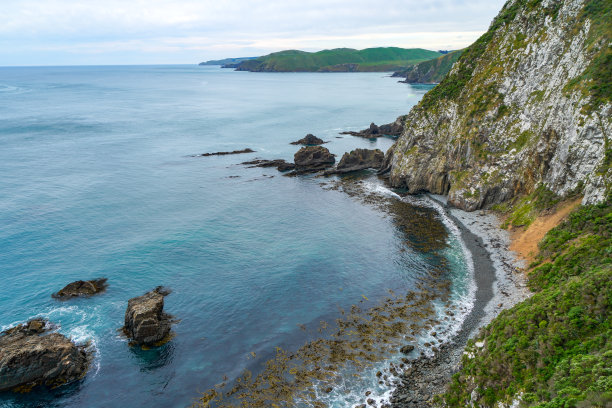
left=123, top=287, right=172, bottom=346
left=190, top=148, right=255, bottom=157
left=340, top=118, right=404, bottom=138
left=293, top=146, right=335, bottom=171
left=334, top=148, right=384, bottom=173
left=241, top=159, right=296, bottom=172
left=52, top=278, right=108, bottom=300
left=290, top=134, right=325, bottom=145
left=0, top=319, right=91, bottom=392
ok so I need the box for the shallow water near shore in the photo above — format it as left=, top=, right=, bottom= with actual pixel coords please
left=0, top=65, right=470, bottom=407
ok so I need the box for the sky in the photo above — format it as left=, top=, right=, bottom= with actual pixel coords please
left=0, top=0, right=507, bottom=66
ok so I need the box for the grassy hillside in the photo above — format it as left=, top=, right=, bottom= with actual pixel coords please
left=393, top=49, right=464, bottom=83
left=234, top=47, right=442, bottom=72
left=443, top=197, right=611, bottom=407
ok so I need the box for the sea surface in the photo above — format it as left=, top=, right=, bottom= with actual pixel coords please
left=0, top=65, right=471, bottom=407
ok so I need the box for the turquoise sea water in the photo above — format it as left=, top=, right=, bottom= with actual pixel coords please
left=0, top=65, right=471, bottom=407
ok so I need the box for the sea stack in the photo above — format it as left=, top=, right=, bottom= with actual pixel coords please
left=123, top=287, right=173, bottom=346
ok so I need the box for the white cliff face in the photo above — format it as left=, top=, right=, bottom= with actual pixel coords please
left=385, top=0, right=611, bottom=211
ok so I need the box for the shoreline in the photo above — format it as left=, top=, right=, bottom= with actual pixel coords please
left=389, top=195, right=530, bottom=407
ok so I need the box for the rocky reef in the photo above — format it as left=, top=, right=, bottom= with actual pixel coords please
left=52, top=278, right=108, bottom=300
left=326, top=148, right=384, bottom=174
left=382, top=0, right=611, bottom=211
left=123, top=287, right=173, bottom=347
left=341, top=119, right=404, bottom=138
left=0, top=319, right=91, bottom=392
left=190, top=148, right=255, bottom=157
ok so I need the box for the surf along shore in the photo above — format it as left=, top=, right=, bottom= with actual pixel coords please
left=388, top=194, right=530, bottom=407
left=192, top=173, right=532, bottom=408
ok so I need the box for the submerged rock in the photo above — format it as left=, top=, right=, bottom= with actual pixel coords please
left=400, top=344, right=415, bottom=354
left=52, top=278, right=108, bottom=300
left=327, top=148, right=384, bottom=174
left=123, top=287, right=173, bottom=346
left=290, top=134, right=325, bottom=145
left=293, top=146, right=335, bottom=172
left=0, top=319, right=91, bottom=392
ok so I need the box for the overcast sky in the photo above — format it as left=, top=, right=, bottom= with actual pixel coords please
left=0, top=0, right=507, bottom=66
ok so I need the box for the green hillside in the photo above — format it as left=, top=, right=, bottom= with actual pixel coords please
left=234, top=47, right=442, bottom=72
left=393, top=49, right=464, bottom=83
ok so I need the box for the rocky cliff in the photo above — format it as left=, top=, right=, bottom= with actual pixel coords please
left=382, top=0, right=611, bottom=211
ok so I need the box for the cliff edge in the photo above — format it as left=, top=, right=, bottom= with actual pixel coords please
left=382, top=0, right=611, bottom=211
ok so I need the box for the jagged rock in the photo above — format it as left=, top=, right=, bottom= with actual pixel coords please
left=328, top=148, right=384, bottom=174
left=290, top=134, right=325, bottom=145
left=340, top=118, right=404, bottom=138
left=190, top=148, right=255, bottom=157
left=0, top=319, right=91, bottom=392
left=123, top=287, right=173, bottom=346
left=52, top=278, right=108, bottom=300
left=383, top=0, right=611, bottom=210
left=241, top=159, right=296, bottom=171
left=293, top=146, right=335, bottom=172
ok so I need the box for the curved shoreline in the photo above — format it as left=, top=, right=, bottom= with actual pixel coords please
left=389, top=195, right=529, bottom=407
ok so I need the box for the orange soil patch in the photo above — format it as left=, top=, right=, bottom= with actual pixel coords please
left=509, top=197, right=583, bottom=264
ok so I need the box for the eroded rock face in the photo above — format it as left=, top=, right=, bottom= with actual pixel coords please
left=384, top=0, right=611, bottom=210
left=0, top=319, right=91, bottom=392
left=123, top=287, right=172, bottom=346
left=52, top=278, right=108, bottom=300
left=290, top=134, right=325, bottom=145
left=334, top=148, right=384, bottom=174
left=293, top=146, right=335, bottom=172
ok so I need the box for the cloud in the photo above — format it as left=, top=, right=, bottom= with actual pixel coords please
left=0, top=0, right=506, bottom=65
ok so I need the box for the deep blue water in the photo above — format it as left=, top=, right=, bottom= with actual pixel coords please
left=0, top=65, right=470, bottom=407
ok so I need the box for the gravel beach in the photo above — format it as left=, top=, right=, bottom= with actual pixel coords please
left=388, top=195, right=530, bottom=407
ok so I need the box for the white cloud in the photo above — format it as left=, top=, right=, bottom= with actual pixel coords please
left=0, top=0, right=507, bottom=65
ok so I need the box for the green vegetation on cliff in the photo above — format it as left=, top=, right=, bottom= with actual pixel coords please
left=393, top=49, right=463, bottom=83
left=443, top=198, right=612, bottom=407
left=234, top=47, right=442, bottom=72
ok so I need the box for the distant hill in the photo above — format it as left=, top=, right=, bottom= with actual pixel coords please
left=233, top=47, right=443, bottom=72
left=392, top=49, right=464, bottom=83
left=199, top=57, right=258, bottom=67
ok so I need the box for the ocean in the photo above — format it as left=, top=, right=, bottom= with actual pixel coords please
left=0, top=65, right=472, bottom=407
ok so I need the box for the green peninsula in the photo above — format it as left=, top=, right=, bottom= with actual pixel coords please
left=233, top=47, right=443, bottom=72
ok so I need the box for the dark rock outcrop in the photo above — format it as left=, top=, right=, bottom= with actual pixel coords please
left=52, top=278, right=108, bottom=300
left=0, top=319, right=91, bottom=392
left=331, top=148, right=384, bottom=174
left=190, top=148, right=255, bottom=157
left=123, top=287, right=173, bottom=346
left=241, top=159, right=296, bottom=172
left=340, top=118, right=404, bottom=138
left=290, top=134, right=325, bottom=145
left=293, top=146, right=335, bottom=173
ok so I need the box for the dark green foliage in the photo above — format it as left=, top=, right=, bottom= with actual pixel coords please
left=444, top=198, right=612, bottom=407
left=234, top=47, right=442, bottom=72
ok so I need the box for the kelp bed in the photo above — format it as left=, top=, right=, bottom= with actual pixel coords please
left=193, top=177, right=460, bottom=408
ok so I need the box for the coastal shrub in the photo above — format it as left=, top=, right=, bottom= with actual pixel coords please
left=443, top=198, right=612, bottom=407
